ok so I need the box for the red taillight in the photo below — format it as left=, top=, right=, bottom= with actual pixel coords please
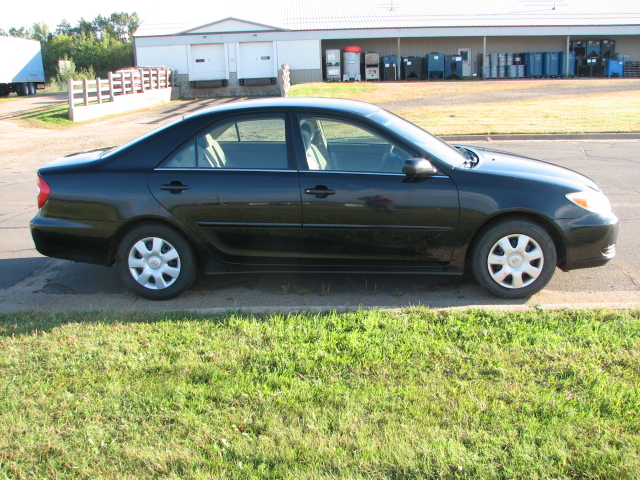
left=37, top=175, right=50, bottom=209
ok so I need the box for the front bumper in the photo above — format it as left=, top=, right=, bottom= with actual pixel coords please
left=557, top=211, right=619, bottom=271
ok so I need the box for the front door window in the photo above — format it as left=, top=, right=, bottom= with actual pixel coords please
left=299, top=117, right=412, bottom=174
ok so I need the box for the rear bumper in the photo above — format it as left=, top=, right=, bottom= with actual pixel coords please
left=557, top=211, right=619, bottom=271
left=30, top=213, right=121, bottom=266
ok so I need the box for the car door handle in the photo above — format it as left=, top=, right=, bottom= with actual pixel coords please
left=304, top=186, right=336, bottom=199
left=160, top=182, right=189, bottom=194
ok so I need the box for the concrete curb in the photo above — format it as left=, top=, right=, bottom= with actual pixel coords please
left=441, top=133, right=640, bottom=142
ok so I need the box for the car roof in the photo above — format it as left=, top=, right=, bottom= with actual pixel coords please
left=183, top=97, right=381, bottom=121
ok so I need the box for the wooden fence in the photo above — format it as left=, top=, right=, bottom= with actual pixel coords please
left=68, top=68, right=173, bottom=121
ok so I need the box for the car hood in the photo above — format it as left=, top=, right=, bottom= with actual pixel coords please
left=463, top=146, right=600, bottom=192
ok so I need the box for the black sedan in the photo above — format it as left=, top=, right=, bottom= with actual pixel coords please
left=31, top=98, right=618, bottom=300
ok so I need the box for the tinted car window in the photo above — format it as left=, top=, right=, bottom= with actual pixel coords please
left=217, top=118, right=285, bottom=142
left=164, top=141, right=197, bottom=168
left=368, top=109, right=466, bottom=168
left=163, top=117, right=288, bottom=170
left=211, top=117, right=288, bottom=169
left=300, top=117, right=412, bottom=173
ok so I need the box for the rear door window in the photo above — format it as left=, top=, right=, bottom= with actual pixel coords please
left=163, top=116, right=289, bottom=170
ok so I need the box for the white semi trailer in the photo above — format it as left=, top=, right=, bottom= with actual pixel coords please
left=0, top=36, right=46, bottom=96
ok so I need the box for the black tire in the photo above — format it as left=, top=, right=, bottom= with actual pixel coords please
left=28, top=83, right=36, bottom=95
left=471, top=219, right=557, bottom=299
left=17, top=83, right=29, bottom=96
left=116, top=224, right=197, bottom=300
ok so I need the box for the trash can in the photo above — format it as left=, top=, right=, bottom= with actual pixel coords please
left=605, top=59, right=624, bottom=77
left=543, top=52, right=560, bottom=77
left=401, top=56, right=422, bottom=80
left=382, top=55, right=398, bottom=80
left=559, top=51, right=576, bottom=77
left=426, top=53, right=445, bottom=79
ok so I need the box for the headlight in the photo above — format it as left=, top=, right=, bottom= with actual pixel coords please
left=566, top=191, right=612, bottom=214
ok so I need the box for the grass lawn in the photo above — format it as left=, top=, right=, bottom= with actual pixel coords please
left=9, top=103, right=74, bottom=127
left=1, top=308, right=639, bottom=479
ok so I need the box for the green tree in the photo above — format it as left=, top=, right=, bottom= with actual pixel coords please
left=8, top=27, right=29, bottom=38
left=93, top=12, right=139, bottom=41
left=42, top=34, right=76, bottom=79
left=73, top=18, right=97, bottom=38
left=31, top=22, right=52, bottom=43
left=4, top=12, right=140, bottom=82
left=55, top=20, right=73, bottom=36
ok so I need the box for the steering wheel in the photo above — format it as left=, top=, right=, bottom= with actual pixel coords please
left=380, top=144, right=405, bottom=173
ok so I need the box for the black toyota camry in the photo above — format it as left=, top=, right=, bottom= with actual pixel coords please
left=31, top=98, right=618, bottom=300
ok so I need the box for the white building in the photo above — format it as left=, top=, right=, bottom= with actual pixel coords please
left=133, top=0, right=640, bottom=97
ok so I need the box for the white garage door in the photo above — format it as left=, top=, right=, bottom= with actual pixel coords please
left=238, top=42, right=275, bottom=79
left=189, top=44, right=227, bottom=81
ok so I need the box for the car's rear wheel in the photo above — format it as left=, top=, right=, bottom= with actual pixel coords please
left=471, top=219, right=557, bottom=299
left=117, top=224, right=196, bottom=300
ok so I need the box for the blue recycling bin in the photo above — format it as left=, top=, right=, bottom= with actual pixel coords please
left=559, top=51, right=576, bottom=77
left=543, top=52, right=560, bottom=77
left=426, top=53, right=445, bottom=79
left=382, top=55, right=398, bottom=80
left=586, top=40, right=601, bottom=58
left=444, top=55, right=462, bottom=79
left=525, top=52, right=543, bottom=77
left=605, top=59, right=624, bottom=77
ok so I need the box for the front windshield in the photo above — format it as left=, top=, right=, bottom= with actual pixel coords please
left=100, top=117, right=185, bottom=158
left=369, top=109, right=466, bottom=168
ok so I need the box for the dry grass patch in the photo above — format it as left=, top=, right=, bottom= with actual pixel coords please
left=290, top=79, right=640, bottom=135
left=401, top=92, right=640, bottom=135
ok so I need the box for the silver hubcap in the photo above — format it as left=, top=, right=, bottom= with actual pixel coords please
left=487, top=234, right=544, bottom=289
left=128, top=237, right=181, bottom=290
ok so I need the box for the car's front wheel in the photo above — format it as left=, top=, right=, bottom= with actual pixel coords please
left=471, top=219, right=557, bottom=299
left=116, top=224, right=196, bottom=300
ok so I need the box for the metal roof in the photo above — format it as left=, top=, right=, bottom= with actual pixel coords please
left=135, top=0, right=640, bottom=37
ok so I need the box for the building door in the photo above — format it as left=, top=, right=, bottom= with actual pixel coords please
left=189, top=44, right=227, bottom=81
left=238, top=42, right=276, bottom=79
left=458, top=48, right=472, bottom=77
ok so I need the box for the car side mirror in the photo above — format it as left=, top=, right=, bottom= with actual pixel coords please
left=402, top=158, right=438, bottom=177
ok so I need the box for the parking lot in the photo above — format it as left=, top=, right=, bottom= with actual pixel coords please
left=1, top=94, right=638, bottom=312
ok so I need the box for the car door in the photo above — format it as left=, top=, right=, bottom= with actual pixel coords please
left=149, top=115, right=303, bottom=265
left=297, top=116, right=459, bottom=267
